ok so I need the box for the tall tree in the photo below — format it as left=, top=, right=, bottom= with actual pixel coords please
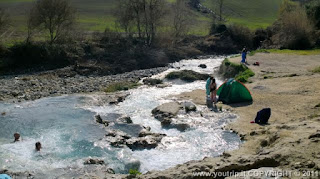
left=29, top=0, right=75, bottom=43
left=172, top=0, right=190, bottom=41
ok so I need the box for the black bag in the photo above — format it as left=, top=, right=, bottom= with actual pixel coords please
left=255, top=108, right=271, bottom=124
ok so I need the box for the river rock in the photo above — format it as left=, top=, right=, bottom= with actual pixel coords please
left=143, top=78, right=163, bottom=86
left=126, top=135, right=164, bottom=150
left=95, top=115, right=109, bottom=126
left=117, top=116, right=133, bottom=124
left=152, top=102, right=182, bottom=120
left=156, top=83, right=172, bottom=88
left=183, top=101, right=197, bottom=113
left=198, top=64, right=207, bottom=68
left=84, top=158, right=105, bottom=165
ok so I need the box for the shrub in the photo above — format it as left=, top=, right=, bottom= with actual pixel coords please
left=253, top=28, right=268, bottom=49
left=306, top=0, right=320, bottom=30
left=129, top=169, right=142, bottom=176
left=312, top=66, right=320, bottom=73
left=166, top=70, right=210, bottom=82
left=210, top=23, right=227, bottom=35
left=227, top=24, right=253, bottom=49
left=271, top=0, right=315, bottom=49
left=105, top=81, right=139, bottom=93
left=8, top=42, right=73, bottom=70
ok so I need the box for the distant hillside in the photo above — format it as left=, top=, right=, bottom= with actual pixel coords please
left=0, top=0, right=282, bottom=42
left=201, top=0, right=282, bottom=29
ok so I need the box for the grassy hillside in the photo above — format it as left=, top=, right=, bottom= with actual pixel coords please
left=201, top=0, right=282, bottom=29
left=0, top=0, right=282, bottom=42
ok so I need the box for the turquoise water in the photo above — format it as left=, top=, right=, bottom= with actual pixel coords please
left=0, top=96, right=135, bottom=175
left=0, top=56, right=241, bottom=176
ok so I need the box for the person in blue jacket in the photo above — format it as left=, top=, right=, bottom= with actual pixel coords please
left=241, top=47, right=247, bottom=64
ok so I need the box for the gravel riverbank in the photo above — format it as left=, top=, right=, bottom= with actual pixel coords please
left=0, top=66, right=168, bottom=103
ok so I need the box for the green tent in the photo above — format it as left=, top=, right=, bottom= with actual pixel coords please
left=217, top=78, right=252, bottom=104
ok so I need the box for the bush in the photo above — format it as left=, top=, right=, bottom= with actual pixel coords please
left=271, top=1, right=315, bottom=49
left=312, top=66, right=320, bottom=73
left=306, top=0, right=320, bottom=30
left=8, top=42, right=73, bottom=70
left=253, top=28, right=268, bottom=49
left=129, top=169, right=142, bottom=176
left=227, top=24, right=253, bottom=49
left=166, top=70, right=210, bottom=82
left=105, top=81, right=139, bottom=93
left=210, top=23, right=227, bottom=35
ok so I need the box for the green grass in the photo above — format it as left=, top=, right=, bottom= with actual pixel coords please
left=235, top=69, right=255, bottom=83
left=312, top=66, right=320, bottom=73
left=201, top=0, right=281, bottom=30
left=250, top=49, right=320, bottom=56
left=129, top=169, right=142, bottom=176
left=104, top=81, right=139, bottom=93
left=220, top=58, right=255, bottom=83
left=0, top=0, right=282, bottom=40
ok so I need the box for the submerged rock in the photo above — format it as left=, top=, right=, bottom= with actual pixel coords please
left=95, top=115, right=109, bottom=126
left=84, top=158, right=105, bottom=165
left=198, top=64, right=207, bottom=68
left=117, top=116, right=133, bottom=124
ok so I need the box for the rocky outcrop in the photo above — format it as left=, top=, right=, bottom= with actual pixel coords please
left=152, top=102, right=182, bottom=120
left=104, top=129, right=166, bottom=150
left=151, top=102, right=194, bottom=131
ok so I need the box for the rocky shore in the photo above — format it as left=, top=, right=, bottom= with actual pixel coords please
left=0, top=66, right=168, bottom=103
left=140, top=53, right=320, bottom=178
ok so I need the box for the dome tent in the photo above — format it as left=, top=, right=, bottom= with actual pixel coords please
left=217, top=78, right=252, bottom=104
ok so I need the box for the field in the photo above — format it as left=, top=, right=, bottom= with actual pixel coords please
left=0, top=0, right=282, bottom=42
left=201, top=0, right=282, bottom=29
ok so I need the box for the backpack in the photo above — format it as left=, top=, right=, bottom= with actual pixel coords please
left=254, top=108, right=271, bottom=124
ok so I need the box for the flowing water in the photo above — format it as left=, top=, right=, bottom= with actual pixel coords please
left=0, top=56, right=241, bottom=177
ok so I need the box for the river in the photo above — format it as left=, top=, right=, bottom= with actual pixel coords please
left=0, top=56, right=241, bottom=177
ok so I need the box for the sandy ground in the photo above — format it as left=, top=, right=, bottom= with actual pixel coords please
left=141, top=53, right=320, bottom=178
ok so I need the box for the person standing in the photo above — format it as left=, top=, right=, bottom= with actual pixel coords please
left=210, top=78, right=217, bottom=104
left=205, top=76, right=217, bottom=109
left=241, top=47, right=247, bottom=64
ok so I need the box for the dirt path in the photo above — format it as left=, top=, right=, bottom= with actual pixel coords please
left=141, top=53, right=320, bottom=178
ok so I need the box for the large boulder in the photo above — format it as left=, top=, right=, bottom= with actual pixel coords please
left=152, top=102, right=182, bottom=120
left=165, top=70, right=210, bottom=82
